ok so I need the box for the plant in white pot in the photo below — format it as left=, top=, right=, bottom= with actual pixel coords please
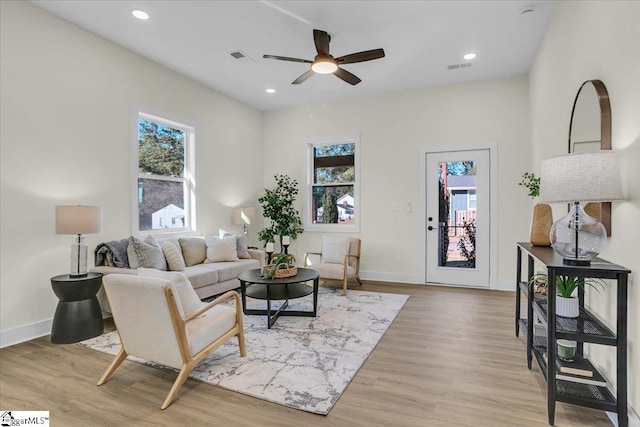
left=529, top=273, right=605, bottom=318
left=519, top=172, right=552, bottom=247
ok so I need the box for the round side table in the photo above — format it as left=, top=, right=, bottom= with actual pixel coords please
left=50, top=272, right=104, bottom=344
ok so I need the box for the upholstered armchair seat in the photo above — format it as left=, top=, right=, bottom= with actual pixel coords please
left=304, top=237, right=362, bottom=295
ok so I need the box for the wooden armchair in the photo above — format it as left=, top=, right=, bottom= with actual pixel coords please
left=304, top=237, right=362, bottom=295
left=98, top=270, right=246, bottom=409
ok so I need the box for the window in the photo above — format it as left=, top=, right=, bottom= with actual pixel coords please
left=136, top=113, right=195, bottom=232
left=306, top=135, right=360, bottom=232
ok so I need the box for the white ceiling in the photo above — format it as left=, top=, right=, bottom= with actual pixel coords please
left=31, top=0, right=558, bottom=111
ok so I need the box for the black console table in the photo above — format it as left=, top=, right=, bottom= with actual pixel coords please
left=515, top=243, right=630, bottom=426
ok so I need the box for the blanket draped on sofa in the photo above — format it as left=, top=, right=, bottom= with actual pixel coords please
left=95, top=239, right=130, bottom=268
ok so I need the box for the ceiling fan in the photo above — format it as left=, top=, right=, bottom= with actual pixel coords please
left=263, top=29, right=385, bottom=86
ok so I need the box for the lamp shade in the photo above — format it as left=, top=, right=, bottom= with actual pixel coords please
left=539, top=151, right=624, bottom=203
left=234, top=207, right=256, bottom=225
left=56, top=205, right=102, bottom=235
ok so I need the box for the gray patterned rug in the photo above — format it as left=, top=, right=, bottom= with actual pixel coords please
left=80, top=288, right=408, bottom=414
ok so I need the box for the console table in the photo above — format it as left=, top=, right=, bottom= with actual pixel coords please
left=515, top=243, right=630, bottom=426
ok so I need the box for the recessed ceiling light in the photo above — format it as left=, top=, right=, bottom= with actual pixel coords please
left=265, top=88, right=276, bottom=94
left=463, top=53, right=476, bottom=60
left=131, top=10, right=149, bottom=20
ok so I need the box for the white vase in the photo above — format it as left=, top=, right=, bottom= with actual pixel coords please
left=556, top=295, right=579, bottom=318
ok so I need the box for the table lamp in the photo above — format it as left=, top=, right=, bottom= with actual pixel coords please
left=56, top=205, right=102, bottom=277
left=234, top=207, right=256, bottom=235
left=539, top=151, right=623, bottom=265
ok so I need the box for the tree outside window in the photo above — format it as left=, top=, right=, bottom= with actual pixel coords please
left=306, top=135, right=360, bottom=232
left=137, top=113, right=194, bottom=232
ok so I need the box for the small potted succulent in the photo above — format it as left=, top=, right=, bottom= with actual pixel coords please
left=528, top=273, right=605, bottom=317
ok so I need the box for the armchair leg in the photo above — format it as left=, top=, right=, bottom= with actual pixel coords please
left=356, top=277, right=363, bottom=286
left=343, top=277, right=348, bottom=296
left=237, top=328, right=247, bottom=357
left=97, top=348, right=127, bottom=386
left=161, top=363, right=194, bottom=410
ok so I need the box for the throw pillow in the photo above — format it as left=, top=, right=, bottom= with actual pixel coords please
left=321, top=236, right=351, bottom=264
left=161, top=241, right=186, bottom=271
left=127, top=244, right=139, bottom=269
left=204, top=235, right=239, bottom=263
left=137, top=268, right=203, bottom=316
left=179, top=237, right=207, bottom=266
left=224, top=233, right=251, bottom=259
left=129, top=235, right=168, bottom=270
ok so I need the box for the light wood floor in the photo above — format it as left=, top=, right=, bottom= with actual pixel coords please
left=0, top=282, right=612, bottom=426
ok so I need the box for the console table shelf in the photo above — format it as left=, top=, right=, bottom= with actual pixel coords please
left=515, top=242, right=630, bottom=426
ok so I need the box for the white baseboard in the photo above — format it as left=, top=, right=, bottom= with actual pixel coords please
left=606, top=406, right=640, bottom=427
left=360, top=270, right=422, bottom=284
left=1, top=318, right=52, bottom=349
left=493, top=279, right=515, bottom=291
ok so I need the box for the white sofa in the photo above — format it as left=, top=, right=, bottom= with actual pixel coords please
left=92, top=235, right=264, bottom=301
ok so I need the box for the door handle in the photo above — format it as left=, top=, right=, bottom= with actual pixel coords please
left=427, top=226, right=434, bottom=231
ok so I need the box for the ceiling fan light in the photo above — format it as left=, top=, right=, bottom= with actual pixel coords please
left=311, top=59, right=338, bottom=74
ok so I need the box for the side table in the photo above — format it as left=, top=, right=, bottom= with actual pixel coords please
left=50, top=272, right=104, bottom=344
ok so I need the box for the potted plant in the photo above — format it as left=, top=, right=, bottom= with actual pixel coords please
left=528, top=273, right=605, bottom=317
left=519, top=172, right=552, bottom=246
left=258, top=174, right=304, bottom=252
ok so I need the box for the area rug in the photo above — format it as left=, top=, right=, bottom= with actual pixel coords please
left=80, top=288, right=408, bottom=415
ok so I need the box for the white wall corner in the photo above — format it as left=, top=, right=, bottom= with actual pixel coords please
left=0, top=319, right=52, bottom=349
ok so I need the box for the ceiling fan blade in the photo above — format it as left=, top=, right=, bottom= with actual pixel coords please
left=263, top=55, right=312, bottom=64
left=313, top=29, right=330, bottom=56
left=334, top=67, right=361, bottom=85
left=336, top=49, right=386, bottom=64
left=292, top=69, right=315, bottom=85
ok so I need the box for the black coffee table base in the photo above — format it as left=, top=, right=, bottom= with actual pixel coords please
left=239, top=268, right=320, bottom=329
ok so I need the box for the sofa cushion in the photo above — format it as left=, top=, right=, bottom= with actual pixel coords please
left=183, top=265, right=219, bottom=290
left=179, top=237, right=207, bottom=266
left=129, top=235, right=167, bottom=270
left=161, top=241, right=186, bottom=271
left=200, top=259, right=259, bottom=282
left=204, top=235, right=239, bottom=263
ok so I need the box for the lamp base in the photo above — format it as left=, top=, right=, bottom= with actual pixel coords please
left=70, top=235, right=88, bottom=277
left=562, top=258, right=591, bottom=266
left=550, top=202, right=606, bottom=265
left=69, top=273, right=89, bottom=278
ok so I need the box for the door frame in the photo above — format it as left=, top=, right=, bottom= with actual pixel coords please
left=418, top=143, right=498, bottom=289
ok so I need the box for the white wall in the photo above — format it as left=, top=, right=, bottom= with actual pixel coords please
left=529, top=0, right=640, bottom=420
left=0, top=1, right=263, bottom=344
left=263, top=75, right=531, bottom=287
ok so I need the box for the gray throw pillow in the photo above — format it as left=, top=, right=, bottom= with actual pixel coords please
left=179, top=237, right=207, bottom=266
left=224, top=233, right=251, bottom=259
left=129, top=235, right=167, bottom=270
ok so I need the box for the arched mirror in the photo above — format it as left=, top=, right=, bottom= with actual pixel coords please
left=568, top=79, right=612, bottom=235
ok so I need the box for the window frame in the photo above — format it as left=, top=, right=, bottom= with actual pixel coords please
left=305, top=134, right=360, bottom=233
left=133, top=112, right=196, bottom=235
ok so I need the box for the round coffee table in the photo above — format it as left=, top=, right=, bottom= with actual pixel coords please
left=238, top=268, right=319, bottom=329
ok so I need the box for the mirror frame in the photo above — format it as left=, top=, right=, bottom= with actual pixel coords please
left=568, top=79, right=612, bottom=236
